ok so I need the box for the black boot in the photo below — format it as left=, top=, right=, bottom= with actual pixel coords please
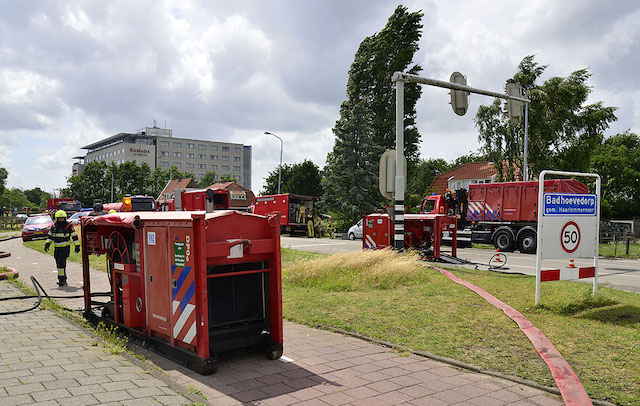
left=58, top=276, right=66, bottom=287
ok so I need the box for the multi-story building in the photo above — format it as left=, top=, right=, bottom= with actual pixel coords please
left=72, top=125, right=252, bottom=190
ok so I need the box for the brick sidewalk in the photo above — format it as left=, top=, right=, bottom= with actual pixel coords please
left=0, top=281, right=196, bottom=406
left=0, top=237, right=565, bottom=405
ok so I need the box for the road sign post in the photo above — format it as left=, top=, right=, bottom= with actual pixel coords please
left=535, top=170, right=601, bottom=305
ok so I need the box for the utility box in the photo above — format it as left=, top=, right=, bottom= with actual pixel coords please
left=81, top=210, right=283, bottom=374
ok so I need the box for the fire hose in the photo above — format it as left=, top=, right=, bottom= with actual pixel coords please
left=0, top=275, right=110, bottom=316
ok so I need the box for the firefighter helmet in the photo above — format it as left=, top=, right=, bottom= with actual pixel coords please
left=55, top=210, right=67, bottom=219
left=108, top=209, right=116, bottom=214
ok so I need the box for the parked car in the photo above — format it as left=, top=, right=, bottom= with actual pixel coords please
left=348, top=219, right=363, bottom=240
left=21, top=215, right=54, bottom=241
left=68, top=211, right=89, bottom=226
left=16, top=214, right=28, bottom=219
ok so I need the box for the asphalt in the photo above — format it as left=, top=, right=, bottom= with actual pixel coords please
left=0, top=236, right=567, bottom=405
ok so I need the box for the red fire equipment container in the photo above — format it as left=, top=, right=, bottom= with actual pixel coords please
left=81, top=210, right=283, bottom=374
left=363, top=212, right=457, bottom=259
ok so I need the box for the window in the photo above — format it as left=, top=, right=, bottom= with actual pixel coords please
left=211, top=165, right=218, bottom=170
left=199, top=164, right=207, bottom=169
left=211, top=145, right=218, bottom=151
left=186, top=153, right=194, bottom=159
left=160, top=161, right=169, bottom=167
left=210, top=155, right=218, bottom=160
left=160, top=141, right=169, bottom=147
left=233, top=166, right=241, bottom=171
left=160, top=151, right=169, bottom=157
left=121, top=148, right=124, bottom=154
left=222, top=165, right=229, bottom=170
left=198, top=154, right=206, bottom=159
left=233, top=157, right=241, bottom=162
left=173, top=142, right=182, bottom=148
left=186, top=163, right=195, bottom=169
left=174, top=162, right=182, bottom=168
left=198, top=144, right=207, bottom=150
left=222, top=156, right=229, bottom=161
left=198, top=173, right=205, bottom=178
left=186, top=143, right=194, bottom=149
left=222, top=146, right=230, bottom=152
left=233, top=147, right=241, bottom=153
left=173, top=152, right=182, bottom=158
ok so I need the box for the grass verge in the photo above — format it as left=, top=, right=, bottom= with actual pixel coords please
left=281, top=248, right=640, bottom=405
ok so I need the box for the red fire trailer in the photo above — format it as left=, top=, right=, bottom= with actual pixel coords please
left=253, top=194, right=315, bottom=236
left=159, top=189, right=230, bottom=212
left=363, top=211, right=458, bottom=260
left=80, top=210, right=283, bottom=374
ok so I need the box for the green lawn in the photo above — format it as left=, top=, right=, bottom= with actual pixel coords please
left=282, top=248, right=640, bottom=406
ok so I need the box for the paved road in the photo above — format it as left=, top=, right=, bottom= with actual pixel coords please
left=282, top=237, right=640, bottom=293
left=0, top=236, right=568, bottom=405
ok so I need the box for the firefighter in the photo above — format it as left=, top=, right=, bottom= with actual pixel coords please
left=306, top=213, right=314, bottom=237
left=298, top=204, right=307, bottom=224
left=44, top=210, right=80, bottom=286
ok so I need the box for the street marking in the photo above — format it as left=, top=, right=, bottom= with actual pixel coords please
left=286, top=243, right=350, bottom=248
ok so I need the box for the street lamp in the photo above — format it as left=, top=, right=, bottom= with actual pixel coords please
left=264, top=132, right=283, bottom=194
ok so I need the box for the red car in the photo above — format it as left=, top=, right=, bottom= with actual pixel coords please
left=21, top=215, right=54, bottom=241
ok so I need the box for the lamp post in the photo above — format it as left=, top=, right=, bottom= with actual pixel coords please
left=264, top=132, right=283, bottom=194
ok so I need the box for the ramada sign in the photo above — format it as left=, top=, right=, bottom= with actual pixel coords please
left=130, top=147, right=150, bottom=156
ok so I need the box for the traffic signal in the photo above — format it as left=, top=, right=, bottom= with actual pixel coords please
left=506, top=82, right=523, bottom=123
left=449, top=72, right=469, bottom=116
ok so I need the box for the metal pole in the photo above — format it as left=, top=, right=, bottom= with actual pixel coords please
left=524, top=102, right=529, bottom=181
left=110, top=171, right=114, bottom=202
left=394, top=79, right=405, bottom=250
left=264, top=132, right=283, bottom=194
left=594, top=174, right=601, bottom=297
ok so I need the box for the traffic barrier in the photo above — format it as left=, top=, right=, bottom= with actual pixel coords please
left=540, top=267, right=595, bottom=282
left=568, top=258, right=576, bottom=268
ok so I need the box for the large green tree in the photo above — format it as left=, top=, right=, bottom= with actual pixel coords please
left=0, top=167, right=7, bottom=197
left=475, top=55, right=617, bottom=180
left=322, top=6, right=423, bottom=229
left=261, top=164, right=293, bottom=195
left=590, top=132, right=640, bottom=219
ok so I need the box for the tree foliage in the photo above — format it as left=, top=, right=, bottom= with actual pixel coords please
left=219, top=174, right=238, bottom=183
left=63, top=161, right=197, bottom=205
left=475, top=55, right=617, bottom=180
left=0, top=167, right=7, bottom=197
left=590, top=132, right=640, bottom=219
left=261, top=160, right=322, bottom=197
left=198, top=171, right=218, bottom=188
left=322, top=6, right=423, bottom=229
left=261, top=164, right=293, bottom=195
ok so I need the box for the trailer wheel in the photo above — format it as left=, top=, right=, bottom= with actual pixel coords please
left=267, top=349, right=283, bottom=360
left=493, top=229, right=514, bottom=252
left=518, top=230, right=537, bottom=254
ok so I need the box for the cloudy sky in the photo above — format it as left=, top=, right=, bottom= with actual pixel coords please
left=1, top=0, right=639, bottom=196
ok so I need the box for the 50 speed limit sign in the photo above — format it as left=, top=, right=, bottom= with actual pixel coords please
left=560, top=221, right=581, bottom=254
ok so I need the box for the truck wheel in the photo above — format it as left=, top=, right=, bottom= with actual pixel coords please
left=349, top=233, right=355, bottom=240
left=493, top=229, right=514, bottom=252
left=518, top=230, right=537, bottom=254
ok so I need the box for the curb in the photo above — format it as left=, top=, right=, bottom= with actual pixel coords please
left=298, top=323, right=616, bottom=406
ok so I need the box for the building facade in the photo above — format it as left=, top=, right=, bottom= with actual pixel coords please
left=73, top=126, right=252, bottom=190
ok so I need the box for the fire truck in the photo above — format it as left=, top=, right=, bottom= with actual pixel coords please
left=421, top=179, right=588, bottom=253
left=47, top=198, right=82, bottom=215
left=100, top=195, right=157, bottom=213
left=158, top=188, right=230, bottom=212
left=253, top=194, right=315, bottom=236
